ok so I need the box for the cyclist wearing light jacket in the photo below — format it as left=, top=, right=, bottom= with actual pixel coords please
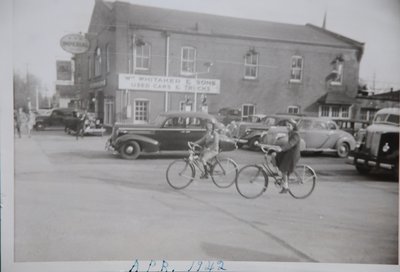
left=195, top=121, right=220, bottom=179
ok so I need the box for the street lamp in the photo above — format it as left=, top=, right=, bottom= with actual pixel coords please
left=194, top=61, right=213, bottom=112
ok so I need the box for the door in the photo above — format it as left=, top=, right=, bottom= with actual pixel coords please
left=299, top=120, right=331, bottom=149
left=156, top=116, right=188, bottom=151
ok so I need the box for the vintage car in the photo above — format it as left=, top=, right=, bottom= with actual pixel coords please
left=34, top=108, right=75, bottom=130
left=348, top=108, right=399, bottom=178
left=215, top=107, right=242, bottom=125
left=106, top=111, right=236, bottom=159
left=231, top=114, right=302, bottom=150
left=261, top=117, right=356, bottom=157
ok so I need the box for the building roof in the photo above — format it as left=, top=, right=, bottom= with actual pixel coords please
left=94, top=0, right=364, bottom=51
left=318, top=92, right=356, bottom=105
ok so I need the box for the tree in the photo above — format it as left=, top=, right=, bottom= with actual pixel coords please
left=13, top=71, right=48, bottom=110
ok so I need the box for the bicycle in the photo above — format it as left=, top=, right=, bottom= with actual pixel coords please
left=235, top=143, right=317, bottom=199
left=166, top=142, right=239, bottom=189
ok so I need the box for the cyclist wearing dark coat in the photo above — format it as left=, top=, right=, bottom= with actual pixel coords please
left=275, top=119, right=301, bottom=193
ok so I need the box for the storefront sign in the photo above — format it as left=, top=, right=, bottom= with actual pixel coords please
left=60, top=33, right=90, bottom=54
left=90, top=79, right=106, bottom=89
left=118, top=74, right=220, bottom=94
left=56, top=60, right=73, bottom=81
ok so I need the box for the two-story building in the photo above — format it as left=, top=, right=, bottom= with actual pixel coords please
left=74, top=0, right=364, bottom=128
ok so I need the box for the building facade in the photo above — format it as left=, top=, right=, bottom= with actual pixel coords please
left=74, top=0, right=364, bottom=127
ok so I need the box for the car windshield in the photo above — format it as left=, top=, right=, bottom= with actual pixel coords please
left=153, top=115, right=168, bottom=126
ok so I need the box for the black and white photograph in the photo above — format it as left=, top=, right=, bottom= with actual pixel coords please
left=1, top=0, right=399, bottom=271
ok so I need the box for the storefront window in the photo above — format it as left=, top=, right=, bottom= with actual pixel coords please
left=134, top=99, right=149, bottom=123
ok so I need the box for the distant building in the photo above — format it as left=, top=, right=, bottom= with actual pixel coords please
left=74, top=0, right=364, bottom=127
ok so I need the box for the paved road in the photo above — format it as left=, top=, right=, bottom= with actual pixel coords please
left=14, top=130, right=398, bottom=264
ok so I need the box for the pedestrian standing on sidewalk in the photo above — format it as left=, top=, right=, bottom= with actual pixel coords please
left=14, top=109, right=21, bottom=138
left=19, top=108, right=29, bottom=136
left=27, top=110, right=36, bottom=138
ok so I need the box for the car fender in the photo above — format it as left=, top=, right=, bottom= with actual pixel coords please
left=336, top=136, right=356, bottom=150
left=115, top=134, right=160, bottom=153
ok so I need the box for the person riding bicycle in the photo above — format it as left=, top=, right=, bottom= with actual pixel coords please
left=272, top=119, right=301, bottom=194
left=194, top=120, right=220, bottom=179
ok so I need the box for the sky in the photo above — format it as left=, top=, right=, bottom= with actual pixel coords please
left=11, top=0, right=400, bottom=96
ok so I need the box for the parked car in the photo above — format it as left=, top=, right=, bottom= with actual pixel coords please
left=34, top=108, right=75, bottom=130
left=215, top=107, right=242, bottom=125
left=231, top=114, right=302, bottom=150
left=106, top=111, right=236, bottom=159
left=333, top=118, right=371, bottom=136
left=348, top=108, right=399, bottom=178
left=262, top=117, right=356, bottom=157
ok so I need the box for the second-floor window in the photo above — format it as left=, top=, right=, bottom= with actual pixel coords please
left=94, top=47, right=102, bottom=77
left=290, top=56, right=303, bottom=82
left=135, top=43, right=151, bottom=70
left=181, top=46, right=196, bottom=75
left=244, top=51, right=258, bottom=79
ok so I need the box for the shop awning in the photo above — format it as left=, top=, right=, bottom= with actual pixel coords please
left=318, top=92, right=356, bottom=105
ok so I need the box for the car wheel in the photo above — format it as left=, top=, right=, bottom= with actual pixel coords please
left=35, top=122, right=45, bottom=131
left=336, top=142, right=350, bottom=158
left=248, top=137, right=261, bottom=151
left=120, top=141, right=141, bottom=160
left=355, top=164, right=371, bottom=175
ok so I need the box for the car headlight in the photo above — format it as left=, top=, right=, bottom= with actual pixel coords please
left=382, top=142, right=390, bottom=152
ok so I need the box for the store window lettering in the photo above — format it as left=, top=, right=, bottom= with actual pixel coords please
left=128, top=260, right=226, bottom=272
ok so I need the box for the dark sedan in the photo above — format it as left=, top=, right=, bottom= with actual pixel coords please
left=106, top=111, right=235, bottom=159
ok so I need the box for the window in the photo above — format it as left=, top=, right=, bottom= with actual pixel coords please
left=106, top=44, right=110, bottom=73
left=330, top=60, right=343, bottom=85
left=181, top=47, right=196, bottom=75
left=288, top=105, right=300, bottom=114
left=244, top=51, right=258, bottom=79
left=135, top=43, right=151, bottom=70
left=94, top=47, right=102, bottom=76
left=320, top=105, right=330, bottom=117
left=290, top=56, right=303, bottom=82
left=242, top=104, right=255, bottom=121
left=134, top=99, right=149, bottom=123
left=360, top=109, right=376, bottom=121
left=104, top=98, right=114, bottom=126
left=319, top=105, right=350, bottom=119
left=331, top=106, right=340, bottom=117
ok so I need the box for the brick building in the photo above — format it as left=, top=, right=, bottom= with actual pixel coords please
left=74, top=0, right=364, bottom=127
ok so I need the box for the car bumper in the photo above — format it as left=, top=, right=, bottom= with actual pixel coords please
left=348, top=153, right=396, bottom=170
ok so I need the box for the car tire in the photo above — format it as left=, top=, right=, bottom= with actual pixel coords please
left=120, top=141, right=141, bottom=160
left=248, top=137, right=261, bottom=151
left=355, top=164, right=371, bottom=175
left=35, top=122, right=45, bottom=131
left=336, top=142, right=350, bottom=158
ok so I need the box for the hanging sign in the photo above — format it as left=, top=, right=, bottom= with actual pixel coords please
left=60, top=33, right=90, bottom=54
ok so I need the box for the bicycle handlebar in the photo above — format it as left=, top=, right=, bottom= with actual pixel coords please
left=188, top=141, right=201, bottom=150
left=256, top=143, right=282, bottom=154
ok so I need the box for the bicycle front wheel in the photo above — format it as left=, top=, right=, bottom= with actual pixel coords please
left=288, top=164, right=317, bottom=199
left=235, top=165, right=268, bottom=199
left=211, top=158, right=238, bottom=188
left=166, top=159, right=195, bottom=189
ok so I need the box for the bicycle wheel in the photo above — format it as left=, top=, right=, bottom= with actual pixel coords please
left=211, top=158, right=238, bottom=188
left=235, top=165, right=268, bottom=199
left=288, top=164, right=316, bottom=199
left=166, top=159, right=195, bottom=189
